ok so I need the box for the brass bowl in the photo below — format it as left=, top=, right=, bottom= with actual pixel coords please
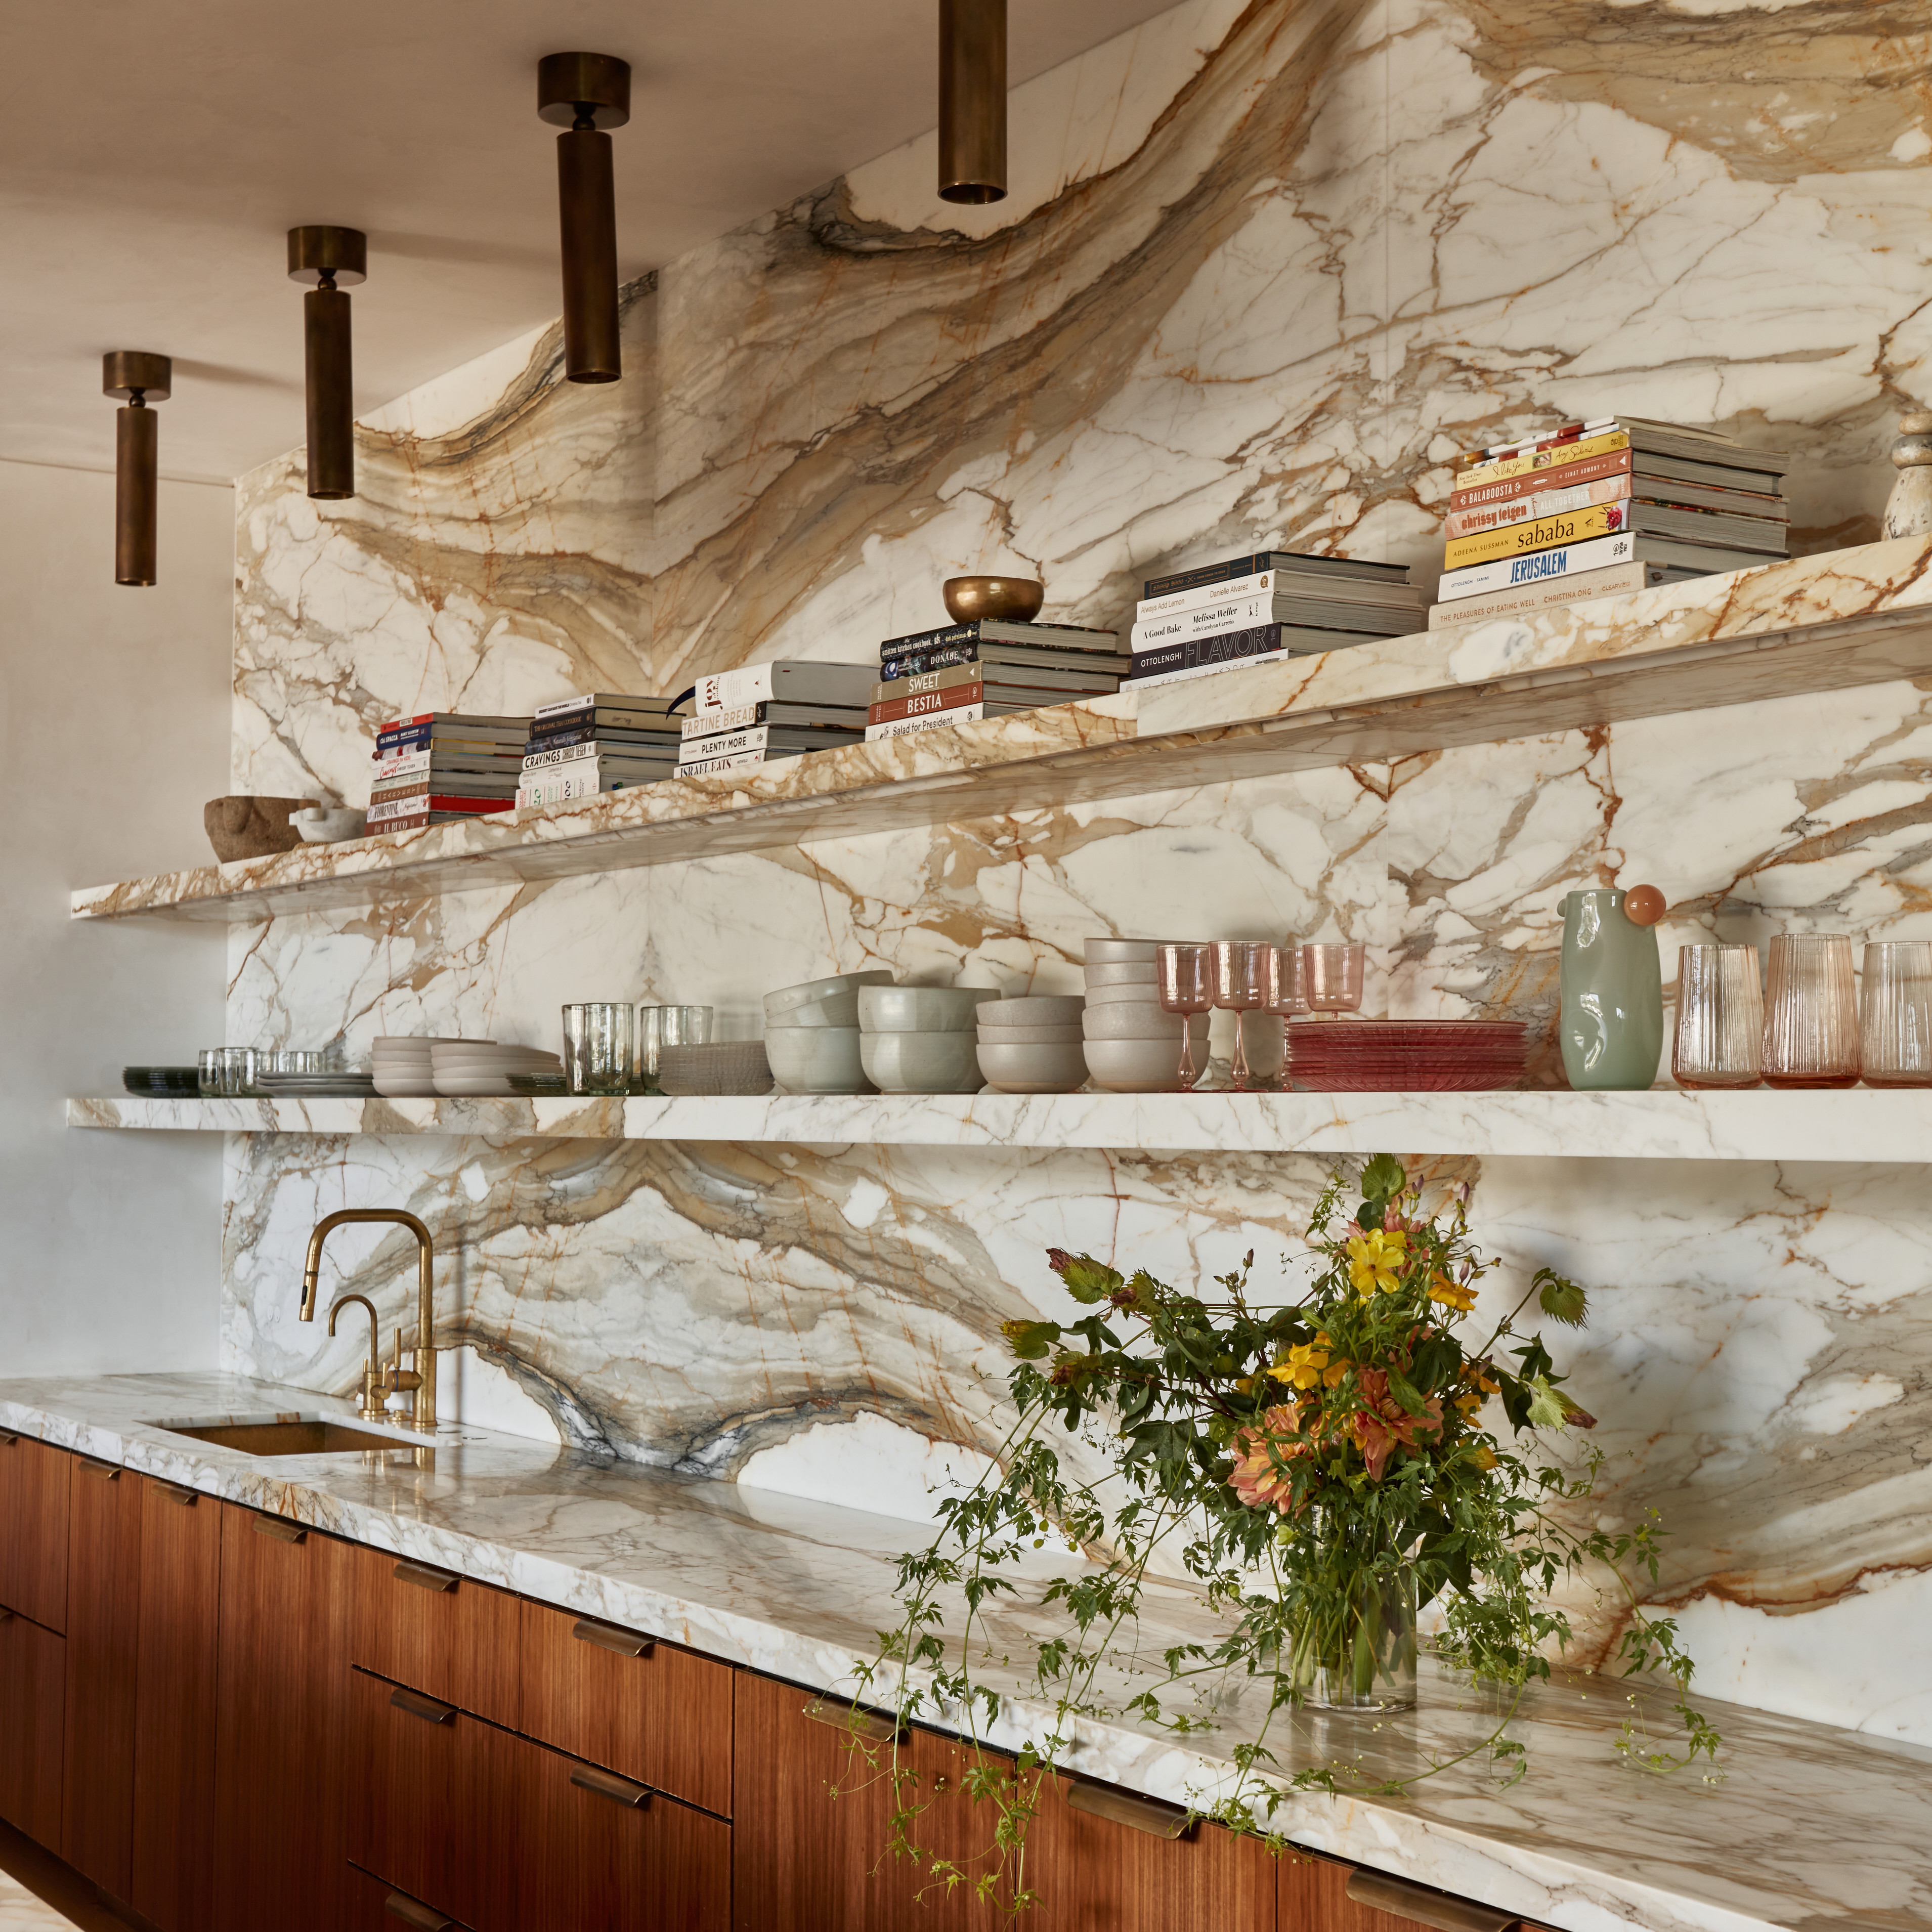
left=942, top=575, right=1045, bottom=625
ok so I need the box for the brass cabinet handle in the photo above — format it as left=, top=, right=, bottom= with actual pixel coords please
left=569, top=1764, right=650, bottom=1809
left=393, top=1559, right=458, bottom=1593
left=1065, top=1779, right=1191, bottom=1839
left=803, top=1697, right=901, bottom=1744
left=383, top=1892, right=456, bottom=1931
left=150, top=1479, right=199, bottom=1507
left=1346, top=1869, right=1515, bottom=1932
left=390, top=1685, right=457, bottom=1726
left=0, top=1432, right=16, bottom=1446
left=572, top=1618, right=653, bottom=1659
left=77, top=1459, right=120, bottom=1482
left=250, top=1514, right=306, bottom=1543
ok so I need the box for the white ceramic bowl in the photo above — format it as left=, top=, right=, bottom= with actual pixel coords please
left=976, top=1041, right=1089, bottom=1093
left=976, top=995, right=1085, bottom=1028
left=860, top=1029, right=983, bottom=1093
left=1083, top=961, right=1159, bottom=986
left=977, top=1022, right=1084, bottom=1045
left=1083, top=1005, right=1212, bottom=1041
left=291, top=805, right=368, bottom=843
left=1081, top=981, right=1173, bottom=1008
left=858, top=986, right=998, bottom=1034
left=1084, top=1037, right=1201, bottom=1093
left=1083, top=937, right=1168, bottom=963
left=764, top=993, right=870, bottom=1029
left=765, top=1026, right=872, bottom=1094
left=764, top=971, right=895, bottom=1018
left=432, top=1075, right=521, bottom=1096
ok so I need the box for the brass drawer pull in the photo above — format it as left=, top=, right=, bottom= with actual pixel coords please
left=1065, top=1779, right=1190, bottom=1839
left=390, top=1686, right=457, bottom=1726
left=383, top=1892, right=456, bottom=1930
left=77, top=1459, right=120, bottom=1482
left=394, top=1560, right=458, bottom=1593
left=572, top=1618, right=653, bottom=1658
left=250, top=1515, right=306, bottom=1543
left=151, top=1479, right=199, bottom=1507
left=0, top=1432, right=16, bottom=1446
left=1345, top=1869, right=1515, bottom=1932
left=803, top=1697, right=901, bottom=1744
left=570, top=1764, right=650, bottom=1809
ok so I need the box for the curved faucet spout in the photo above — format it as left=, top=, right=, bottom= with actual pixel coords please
left=299, top=1208, right=439, bottom=1434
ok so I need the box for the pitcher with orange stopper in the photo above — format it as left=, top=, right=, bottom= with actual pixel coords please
left=1558, top=883, right=1665, bottom=1089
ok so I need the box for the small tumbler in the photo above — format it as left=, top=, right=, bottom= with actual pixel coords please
left=1859, top=940, right=1932, bottom=1087
left=198, top=1049, right=227, bottom=1097
left=638, top=1006, right=715, bottom=1094
left=221, top=1046, right=259, bottom=1095
left=562, top=1003, right=636, bottom=1096
left=1672, top=946, right=1763, bottom=1089
left=1762, top=934, right=1860, bottom=1089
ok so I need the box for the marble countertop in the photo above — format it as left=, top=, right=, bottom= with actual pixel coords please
left=4, top=1370, right=1924, bottom=1932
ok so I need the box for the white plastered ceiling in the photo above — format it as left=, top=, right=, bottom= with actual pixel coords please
left=0, top=0, right=1181, bottom=482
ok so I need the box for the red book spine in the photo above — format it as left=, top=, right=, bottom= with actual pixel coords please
left=869, top=682, right=983, bottom=725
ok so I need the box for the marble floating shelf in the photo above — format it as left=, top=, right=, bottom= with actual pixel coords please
left=72, top=535, right=1932, bottom=924
left=65, top=1087, right=1932, bottom=1162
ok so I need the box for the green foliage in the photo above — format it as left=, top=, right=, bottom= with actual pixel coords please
left=837, top=1158, right=1719, bottom=1913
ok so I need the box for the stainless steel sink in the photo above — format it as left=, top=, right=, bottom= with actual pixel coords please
left=147, top=1413, right=419, bottom=1456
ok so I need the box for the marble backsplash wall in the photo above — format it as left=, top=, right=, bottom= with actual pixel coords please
left=218, top=0, right=1932, bottom=1743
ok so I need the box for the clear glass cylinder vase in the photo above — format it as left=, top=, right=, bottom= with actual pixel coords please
left=1282, top=1550, right=1418, bottom=1712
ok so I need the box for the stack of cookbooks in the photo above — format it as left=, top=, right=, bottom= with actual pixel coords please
left=368, top=712, right=528, bottom=832
left=1430, top=416, right=1791, bottom=627
left=516, top=694, right=690, bottom=806
left=1127, top=551, right=1422, bottom=688
left=677, top=661, right=873, bottom=777
left=865, top=618, right=1122, bottom=742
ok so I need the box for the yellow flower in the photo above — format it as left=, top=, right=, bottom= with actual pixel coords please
left=1347, top=1229, right=1408, bottom=1298
left=1429, top=1273, right=1476, bottom=1314
left=1453, top=1388, right=1485, bottom=1416
left=1469, top=1443, right=1498, bottom=1471
left=1268, top=1341, right=1332, bottom=1391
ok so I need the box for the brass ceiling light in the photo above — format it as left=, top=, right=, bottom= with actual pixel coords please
left=538, top=52, right=631, bottom=383
left=286, top=225, right=367, bottom=499
left=938, top=0, right=1007, bottom=205
left=102, top=351, right=171, bottom=587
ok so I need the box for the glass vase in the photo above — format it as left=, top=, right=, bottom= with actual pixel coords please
left=1282, top=1554, right=1418, bottom=1711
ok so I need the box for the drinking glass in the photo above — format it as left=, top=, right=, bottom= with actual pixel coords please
left=1212, top=942, right=1280, bottom=1091
left=198, top=1049, right=226, bottom=1097
left=638, top=1005, right=715, bottom=1094
left=1859, top=940, right=1932, bottom=1086
left=1303, top=943, right=1365, bottom=1018
left=562, top=1003, right=636, bottom=1096
left=1672, top=946, right=1762, bottom=1089
left=221, top=1046, right=260, bottom=1095
left=1156, top=944, right=1213, bottom=1090
left=1762, top=934, right=1859, bottom=1089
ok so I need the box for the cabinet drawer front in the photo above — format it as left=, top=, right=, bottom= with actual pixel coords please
left=345, top=1862, right=476, bottom=1932
left=0, top=1609, right=65, bottom=1848
left=0, top=1434, right=70, bottom=1632
left=520, top=1601, right=734, bottom=1815
left=351, top=1544, right=520, bottom=1731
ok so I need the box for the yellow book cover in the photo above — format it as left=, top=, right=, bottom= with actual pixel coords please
left=1453, top=429, right=1632, bottom=491
left=1441, top=501, right=1629, bottom=570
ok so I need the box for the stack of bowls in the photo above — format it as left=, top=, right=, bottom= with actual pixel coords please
left=1083, top=939, right=1210, bottom=1093
left=860, top=986, right=996, bottom=1093
left=430, top=1042, right=565, bottom=1096
left=372, top=1036, right=489, bottom=1098
left=763, top=971, right=893, bottom=1094
left=976, top=996, right=1088, bottom=1094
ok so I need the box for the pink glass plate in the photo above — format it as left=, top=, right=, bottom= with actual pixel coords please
left=1293, top=1069, right=1524, bottom=1092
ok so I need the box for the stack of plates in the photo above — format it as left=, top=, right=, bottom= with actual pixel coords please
left=1287, top=1020, right=1528, bottom=1092
left=430, top=1042, right=566, bottom=1096
left=256, top=1069, right=379, bottom=1097
left=372, top=1036, right=493, bottom=1098
left=122, top=1066, right=202, bottom=1097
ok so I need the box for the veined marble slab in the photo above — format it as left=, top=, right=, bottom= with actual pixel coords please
left=65, top=1087, right=1932, bottom=1165
left=72, top=537, right=1932, bottom=923
left=2, top=1369, right=1928, bottom=1932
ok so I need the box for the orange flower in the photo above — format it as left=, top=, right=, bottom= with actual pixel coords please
left=1349, top=1367, right=1443, bottom=1481
left=1429, top=1273, right=1476, bottom=1314
left=1227, top=1404, right=1312, bottom=1515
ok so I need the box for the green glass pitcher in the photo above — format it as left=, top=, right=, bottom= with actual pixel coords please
left=1559, top=885, right=1664, bottom=1090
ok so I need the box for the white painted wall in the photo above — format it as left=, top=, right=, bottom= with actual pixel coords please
left=0, top=458, right=232, bottom=1373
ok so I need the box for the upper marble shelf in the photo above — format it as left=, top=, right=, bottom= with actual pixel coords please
left=66, top=1086, right=1932, bottom=1162
left=74, top=535, right=1932, bottom=923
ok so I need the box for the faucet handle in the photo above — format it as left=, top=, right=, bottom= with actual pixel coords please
left=382, top=1325, right=423, bottom=1396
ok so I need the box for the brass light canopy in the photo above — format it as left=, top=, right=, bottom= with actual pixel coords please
left=102, top=351, right=171, bottom=587
left=538, top=52, right=631, bottom=383
left=938, top=0, right=1007, bottom=205
left=286, top=225, right=367, bottom=499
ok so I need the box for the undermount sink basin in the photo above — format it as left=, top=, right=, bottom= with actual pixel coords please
left=147, top=1413, right=419, bottom=1457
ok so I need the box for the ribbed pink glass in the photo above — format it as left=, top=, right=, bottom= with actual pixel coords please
left=1762, top=934, right=1859, bottom=1089
left=1672, top=945, right=1762, bottom=1089
left=1859, top=940, right=1932, bottom=1087
left=1303, top=943, right=1365, bottom=1017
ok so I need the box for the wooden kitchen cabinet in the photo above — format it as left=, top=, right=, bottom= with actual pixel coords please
left=519, top=1598, right=735, bottom=1816
left=130, top=1475, right=221, bottom=1932
left=1282, top=1854, right=1517, bottom=1932
left=60, top=1456, right=141, bottom=1898
left=212, top=1506, right=355, bottom=1932
left=346, top=1862, right=477, bottom=1930
left=0, top=1604, right=65, bottom=1844
left=352, top=1541, right=521, bottom=1731
left=0, top=1429, right=70, bottom=1632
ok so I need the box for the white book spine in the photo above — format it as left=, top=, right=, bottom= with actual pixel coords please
left=677, top=748, right=796, bottom=777
left=682, top=704, right=763, bottom=737
left=522, top=743, right=604, bottom=772
left=516, top=771, right=607, bottom=806
left=864, top=703, right=986, bottom=742
left=1135, top=571, right=1275, bottom=620
left=1131, top=596, right=1275, bottom=651
left=1126, top=657, right=1271, bottom=693
left=695, top=668, right=777, bottom=712
left=1436, top=530, right=1638, bottom=600
left=676, top=725, right=776, bottom=760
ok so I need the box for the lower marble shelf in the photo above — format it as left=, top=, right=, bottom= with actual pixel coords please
left=65, top=1086, right=1932, bottom=1161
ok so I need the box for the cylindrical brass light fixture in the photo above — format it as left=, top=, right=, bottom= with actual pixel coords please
left=286, top=225, right=368, bottom=499
left=102, top=351, right=171, bottom=587
left=938, top=0, right=1007, bottom=204
left=538, top=52, right=631, bottom=384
